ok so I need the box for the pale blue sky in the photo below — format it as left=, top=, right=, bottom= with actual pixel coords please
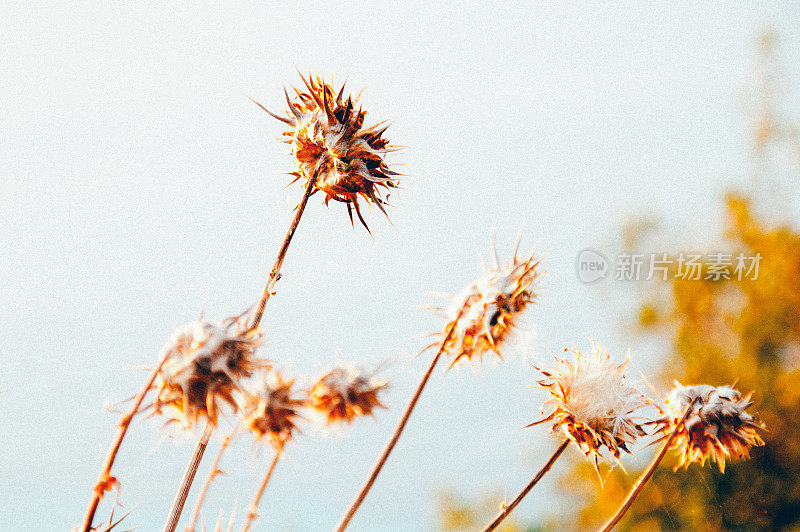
left=2, top=2, right=799, bottom=531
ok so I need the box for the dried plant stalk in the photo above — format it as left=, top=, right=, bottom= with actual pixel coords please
left=163, top=423, right=214, bottom=532
left=81, top=351, right=170, bottom=532
left=334, top=303, right=468, bottom=531
left=242, top=442, right=284, bottom=532
left=482, top=439, right=569, bottom=532
left=185, top=427, right=238, bottom=532
left=249, top=172, right=317, bottom=330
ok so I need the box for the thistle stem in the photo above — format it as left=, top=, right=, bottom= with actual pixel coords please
left=482, top=439, right=570, bottom=532
left=242, top=441, right=284, bottom=532
left=163, top=423, right=214, bottom=532
left=334, top=303, right=468, bottom=531
left=81, top=351, right=171, bottom=532
left=598, top=406, right=691, bottom=532
left=185, top=426, right=239, bottom=532
left=248, top=171, right=318, bottom=331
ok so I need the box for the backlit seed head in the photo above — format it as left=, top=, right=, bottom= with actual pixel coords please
left=530, top=344, right=648, bottom=472
left=242, top=370, right=305, bottom=448
left=153, top=316, right=263, bottom=428
left=251, top=72, right=399, bottom=233
left=308, top=364, right=388, bottom=425
left=440, top=239, right=540, bottom=367
left=654, top=382, right=765, bottom=472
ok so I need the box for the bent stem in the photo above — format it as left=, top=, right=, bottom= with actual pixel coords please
left=248, top=170, right=318, bottom=331
left=185, top=426, right=239, bottom=532
left=242, top=441, right=284, bottom=532
left=163, top=423, right=214, bottom=532
left=82, top=351, right=171, bottom=532
left=599, top=406, right=691, bottom=532
left=335, top=303, right=468, bottom=531
left=482, top=439, right=570, bottom=532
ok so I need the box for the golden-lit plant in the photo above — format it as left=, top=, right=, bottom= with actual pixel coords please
left=242, top=370, right=305, bottom=449
left=653, top=382, right=765, bottom=472
left=531, top=343, right=648, bottom=471
left=241, top=370, right=305, bottom=532
left=599, top=382, right=765, bottom=531
left=482, top=344, right=646, bottom=531
left=250, top=72, right=399, bottom=233
left=308, top=364, right=388, bottom=426
left=153, top=317, right=264, bottom=428
left=442, top=243, right=540, bottom=367
left=336, top=237, right=541, bottom=531
left=155, top=314, right=265, bottom=532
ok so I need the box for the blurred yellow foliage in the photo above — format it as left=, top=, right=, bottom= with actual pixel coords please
left=565, top=194, right=800, bottom=531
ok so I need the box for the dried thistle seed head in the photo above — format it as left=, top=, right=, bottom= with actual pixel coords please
left=252, top=73, right=399, bottom=232
left=153, top=316, right=264, bottom=428
left=308, top=364, right=388, bottom=425
left=531, top=344, right=648, bottom=471
left=441, top=242, right=540, bottom=366
left=242, top=370, right=304, bottom=448
left=655, top=382, right=765, bottom=472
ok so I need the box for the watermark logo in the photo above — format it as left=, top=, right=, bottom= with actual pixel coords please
left=575, top=250, right=762, bottom=283
left=577, top=248, right=609, bottom=284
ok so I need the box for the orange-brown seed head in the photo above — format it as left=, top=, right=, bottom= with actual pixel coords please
left=153, top=316, right=264, bottom=428
left=308, top=365, right=388, bottom=425
left=655, top=382, right=765, bottom=472
left=253, top=73, right=399, bottom=232
left=242, top=370, right=305, bottom=449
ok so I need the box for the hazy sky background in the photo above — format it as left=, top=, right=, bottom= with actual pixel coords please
left=2, top=2, right=799, bottom=531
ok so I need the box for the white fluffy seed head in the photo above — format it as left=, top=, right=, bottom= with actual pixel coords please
left=532, top=343, right=648, bottom=469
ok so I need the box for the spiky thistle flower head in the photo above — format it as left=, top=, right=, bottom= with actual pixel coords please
left=153, top=316, right=264, bottom=428
left=440, top=240, right=540, bottom=367
left=241, top=370, right=305, bottom=449
left=531, top=344, right=648, bottom=471
left=654, top=382, right=765, bottom=472
left=308, top=364, right=388, bottom=425
left=252, top=72, right=399, bottom=232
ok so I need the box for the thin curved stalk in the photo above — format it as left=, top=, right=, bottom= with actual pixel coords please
left=482, top=439, right=570, bottom=532
left=81, top=351, right=170, bottom=532
left=599, top=406, right=691, bottom=532
left=248, top=171, right=317, bottom=331
left=163, top=423, right=214, bottom=532
left=335, top=303, right=468, bottom=531
left=185, top=426, right=239, bottom=532
left=242, top=441, right=284, bottom=532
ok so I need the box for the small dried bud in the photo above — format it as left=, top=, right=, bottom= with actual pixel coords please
left=442, top=241, right=540, bottom=366
left=242, top=371, right=304, bottom=448
left=252, top=73, right=399, bottom=232
left=308, top=364, right=388, bottom=425
left=531, top=344, right=648, bottom=471
left=655, top=382, right=765, bottom=472
left=153, top=316, right=263, bottom=428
